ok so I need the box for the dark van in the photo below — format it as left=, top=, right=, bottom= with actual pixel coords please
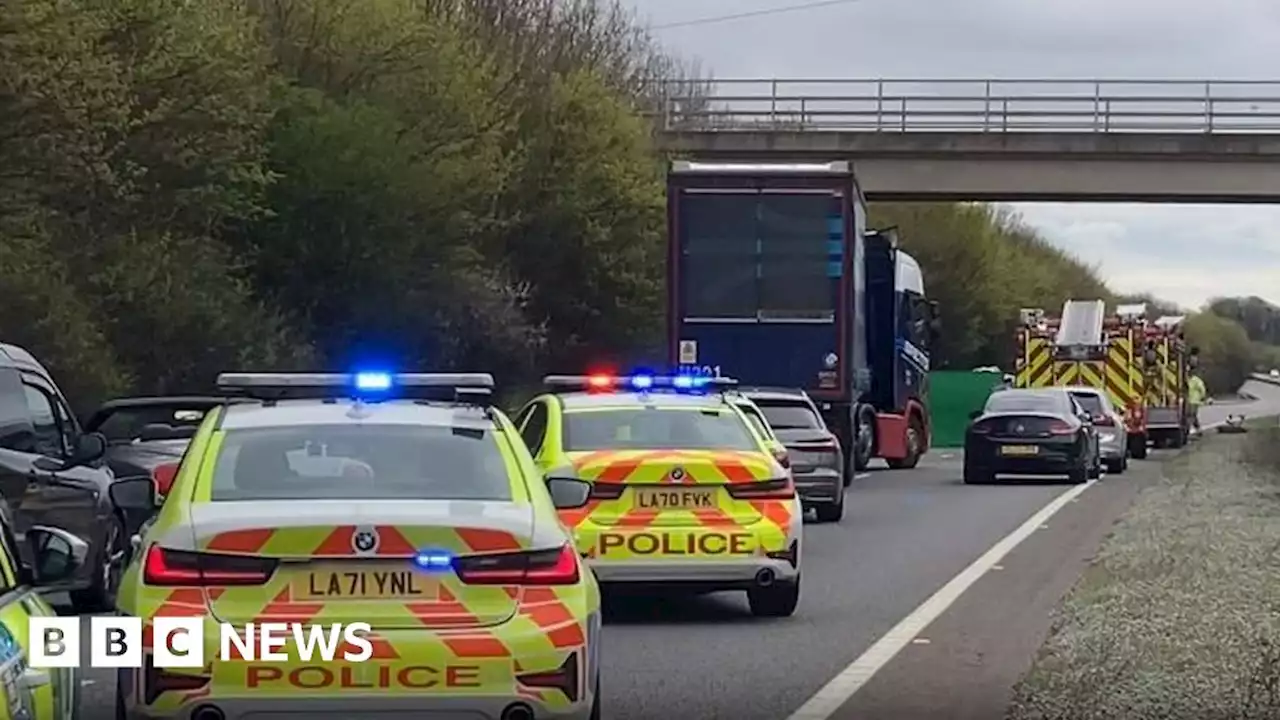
left=0, top=343, right=118, bottom=611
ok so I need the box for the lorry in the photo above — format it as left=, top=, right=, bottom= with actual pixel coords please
left=1013, top=300, right=1196, bottom=457
left=665, top=160, right=939, bottom=484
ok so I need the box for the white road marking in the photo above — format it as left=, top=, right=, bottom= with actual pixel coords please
left=785, top=477, right=1098, bottom=720
left=855, top=473, right=870, bottom=480
left=786, top=413, right=1256, bottom=720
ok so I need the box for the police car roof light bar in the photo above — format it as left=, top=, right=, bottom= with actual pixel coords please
left=541, top=374, right=738, bottom=393
left=215, top=372, right=495, bottom=402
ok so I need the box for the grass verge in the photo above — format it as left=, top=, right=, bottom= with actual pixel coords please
left=1007, top=419, right=1280, bottom=720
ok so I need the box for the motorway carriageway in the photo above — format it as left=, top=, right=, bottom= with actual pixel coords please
left=74, top=379, right=1280, bottom=719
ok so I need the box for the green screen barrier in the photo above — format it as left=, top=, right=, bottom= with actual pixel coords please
left=929, top=370, right=1004, bottom=448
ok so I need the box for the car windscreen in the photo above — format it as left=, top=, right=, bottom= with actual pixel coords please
left=1069, top=393, right=1106, bottom=415
left=563, top=407, right=759, bottom=452
left=984, top=392, right=1064, bottom=415
left=208, top=424, right=511, bottom=501
left=93, top=405, right=213, bottom=442
left=753, top=399, right=823, bottom=430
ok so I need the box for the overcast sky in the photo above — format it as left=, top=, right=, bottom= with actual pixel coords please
left=624, top=0, right=1280, bottom=309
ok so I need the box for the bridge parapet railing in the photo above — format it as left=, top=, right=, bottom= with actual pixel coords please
left=644, top=79, right=1280, bottom=133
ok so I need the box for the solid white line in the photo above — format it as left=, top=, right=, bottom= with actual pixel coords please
left=785, top=478, right=1098, bottom=720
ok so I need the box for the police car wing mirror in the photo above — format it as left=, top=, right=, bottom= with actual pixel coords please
left=546, top=477, right=591, bottom=510
left=27, top=525, right=89, bottom=585
left=109, top=476, right=159, bottom=513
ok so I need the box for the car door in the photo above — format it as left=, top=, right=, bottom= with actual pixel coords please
left=735, top=401, right=782, bottom=450
left=14, top=373, right=108, bottom=560
left=0, top=510, right=75, bottom=720
left=1068, top=396, right=1098, bottom=460
left=517, top=401, right=551, bottom=470
left=0, top=368, right=38, bottom=528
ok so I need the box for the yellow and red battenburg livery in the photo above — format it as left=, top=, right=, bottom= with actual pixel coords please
left=515, top=374, right=803, bottom=618
left=112, top=372, right=601, bottom=720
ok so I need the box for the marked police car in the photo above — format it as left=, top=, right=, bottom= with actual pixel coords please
left=515, top=374, right=803, bottom=618
left=109, top=372, right=602, bottom=720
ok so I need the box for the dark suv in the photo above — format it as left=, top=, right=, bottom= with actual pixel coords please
left=0, top=343, right=118, bottom=610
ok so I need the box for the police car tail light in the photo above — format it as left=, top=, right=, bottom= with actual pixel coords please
left=144, top=545, right=277, bottom=586
left=454, top=545, right=579, bottom=586
left=726, top=477, right=795, bottom=500
left=588, top=482, right=625, bottom=500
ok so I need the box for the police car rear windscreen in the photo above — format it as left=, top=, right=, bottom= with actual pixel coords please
left=563, top=408, right=758, bottom=452
left=208, top=425, right=512, bottom=501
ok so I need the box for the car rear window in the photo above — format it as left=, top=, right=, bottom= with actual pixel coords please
left=984, top=392, right=1064, bottom=414
left=208, top=424, right=512, bottom=501
left=1069, top=393, right=1106, bottom=414
left=95, top=406, right=213, bottom=442
left=753, top=399, right=823, bottom=429
left=563, top=408, right=758, bottom=452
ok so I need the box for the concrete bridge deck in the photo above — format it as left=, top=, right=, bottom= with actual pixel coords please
left=649, top=79, right=1280, bottom=201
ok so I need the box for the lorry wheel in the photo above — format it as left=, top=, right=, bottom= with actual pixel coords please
left=852, top=408, right=875, bottom=472
left=886, top=415, right=924, bottom=470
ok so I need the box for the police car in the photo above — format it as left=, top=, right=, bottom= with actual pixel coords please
left=514, top=374, right=802, bottom=618
left=0, top=506, right=84, bottom=720
left=109, top=372, right=602, bottom=720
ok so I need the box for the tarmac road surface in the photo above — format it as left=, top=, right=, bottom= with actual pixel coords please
left=68, top=380, right=1280, bottom=719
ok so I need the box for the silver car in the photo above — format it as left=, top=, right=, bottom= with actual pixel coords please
left=738, top=388, right=846, bottom=523
left=1066, top=386, right=1128, bottom=474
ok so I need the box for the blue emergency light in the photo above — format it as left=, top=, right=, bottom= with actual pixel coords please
left=354, top=371, right=393, bottom=391
left=413, top=550, right=454, bottom=571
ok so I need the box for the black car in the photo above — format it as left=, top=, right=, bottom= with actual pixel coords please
left=83, top=396, right=225, bottom=489
left=963, top=388, right=1102, bottom=485
left=0, top=342, right=117, bottom=611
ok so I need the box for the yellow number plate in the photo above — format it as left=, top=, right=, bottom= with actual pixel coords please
left=294, top=568, right=438, bottom=601
left=632, top=487, right=716, bottom=511
left=999, top=445, right=1040, bottom=456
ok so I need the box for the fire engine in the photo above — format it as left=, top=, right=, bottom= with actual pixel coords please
left=1013, top=300, right=1197, bottom=458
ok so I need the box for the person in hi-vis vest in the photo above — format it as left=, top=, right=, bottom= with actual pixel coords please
left=1187, top=372, right=1208, bottom=435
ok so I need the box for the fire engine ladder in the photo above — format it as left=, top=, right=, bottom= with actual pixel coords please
left=1055, top=300, right=1106, bottom=348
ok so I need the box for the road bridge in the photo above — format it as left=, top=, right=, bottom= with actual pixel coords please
left=649, top=79, right=1280, bottom=202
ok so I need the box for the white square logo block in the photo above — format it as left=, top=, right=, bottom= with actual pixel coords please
left=90, top=616, right=141, bottom=668
left=28, top=617, right=80, bottom=668
left=154, top=617, right=205, bottom=668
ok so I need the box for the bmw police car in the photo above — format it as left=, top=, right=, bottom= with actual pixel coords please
left=109, top=372, right=601, bottom=720
left=514, top=374, right=802, bottom=618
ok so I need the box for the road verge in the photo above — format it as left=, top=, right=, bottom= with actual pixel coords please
left=1008, top=419, right=1280, bottom=720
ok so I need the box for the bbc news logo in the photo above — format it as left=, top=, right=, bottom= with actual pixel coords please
left=28, top=617, right=374, bottom=668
